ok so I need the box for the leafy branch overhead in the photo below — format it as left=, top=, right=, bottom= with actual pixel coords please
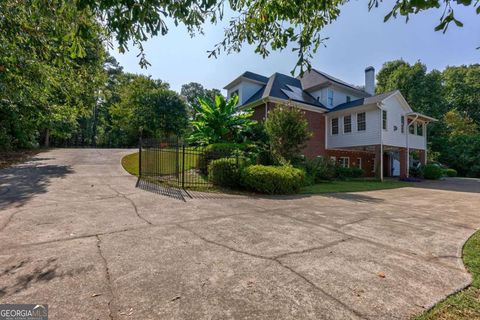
left=32, top=0, right=478, bottom=74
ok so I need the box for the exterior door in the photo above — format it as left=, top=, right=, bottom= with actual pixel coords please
left=391, top=152, right=400, bottom=176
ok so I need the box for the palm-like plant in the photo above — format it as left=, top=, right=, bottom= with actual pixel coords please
left=188, top=95, right=256, bottom=145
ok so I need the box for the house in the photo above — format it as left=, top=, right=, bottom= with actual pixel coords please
left=224, top=67, right=436, bottom=179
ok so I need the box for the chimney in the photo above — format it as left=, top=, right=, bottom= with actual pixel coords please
left=365, top=66, right=375, bottom=96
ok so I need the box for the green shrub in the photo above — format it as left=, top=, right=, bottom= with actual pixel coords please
left=303, top=157, right=336, bottom=184
left=208, top=158, right=240, bottom=188
left=409, top=166, right=423, bottom=178
left=199, top=143, right=244, bottom=174
left=443, top=168, right=457, bottom=177
left=242, top=165, right=305, bottom=194
left=335, top=166, right=364, bottom=180
left=264, top=105, right=312, bottom=164
left=423, top=163, right=443, bottom=180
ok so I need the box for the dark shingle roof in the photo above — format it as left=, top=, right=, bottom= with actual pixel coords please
left=242, top=72, right=327, bottom=110
left=329, top=90, right=398, bottom=112
left=241, top=71, right=269, bottom=84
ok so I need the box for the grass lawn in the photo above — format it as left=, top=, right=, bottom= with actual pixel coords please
left=121, top=152, right=140, bottom=176
left=416, top=230, right=480, bottom=320
left=300, top=179, right=412, bottom=194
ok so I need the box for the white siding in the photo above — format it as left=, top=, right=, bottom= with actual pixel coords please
left=326, top=105, right=380, bottom=149
left=226, top=80, right=263, bottom=105
left=310, top=86, right=362, bottom=109
left=381, top=95, right=426, bottom=150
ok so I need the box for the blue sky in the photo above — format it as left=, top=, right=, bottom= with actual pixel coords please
left=111, top=2, right=479, bottom=93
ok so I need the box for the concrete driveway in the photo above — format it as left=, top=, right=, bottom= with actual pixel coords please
left=1, top=149, right=479, bottom=320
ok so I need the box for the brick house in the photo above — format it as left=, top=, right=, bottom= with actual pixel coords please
left=224, top=68, right=436, bottom=179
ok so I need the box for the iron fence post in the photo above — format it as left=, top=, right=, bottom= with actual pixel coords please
left=139, top=137, right=142, bottom=178
left=182, top=144, right=186, bottom=189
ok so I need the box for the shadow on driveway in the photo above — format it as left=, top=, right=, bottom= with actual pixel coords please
left=0, top=163, right=73, bottom=209
left=413, top=177, right=480, bottom=194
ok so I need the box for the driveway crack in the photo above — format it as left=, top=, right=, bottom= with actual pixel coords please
left=95, top=235, right=116, bottom=320
left=107, top=185, right=152, bottom=225
left=176, top=224, right=367, bottom=319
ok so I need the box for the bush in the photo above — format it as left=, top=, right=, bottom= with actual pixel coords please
left=208, top=158, right=240, bottom=188
left=264, top=105, right=312, bottom=164
left=199, top=143, right=244, bottom=174
left=422, top=163, right=443, bottom=180
left=409, top=166, right=423, bottom=178
left=443, top=168, right=457, bottom=177
left=302, top=157, right=336, bottom=184
left=242, top=165, right=305, bottom=194
left=335, top=166, right=364, bottom=180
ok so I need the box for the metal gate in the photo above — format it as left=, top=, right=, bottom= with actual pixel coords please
left=138, top=137, right=239, bottom=189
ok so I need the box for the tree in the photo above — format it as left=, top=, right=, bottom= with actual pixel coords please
left=20, top=0, right=474, bottom=75
left=264, top=105, right=312, bottom=164
left=188, top=95, right=256, bottom=145
left=180, top=82, right=221, bottom=118
left=442, top=65, right=480, bottom=124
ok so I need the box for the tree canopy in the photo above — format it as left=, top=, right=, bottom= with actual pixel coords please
left=22, top=0, right=478, bottom=74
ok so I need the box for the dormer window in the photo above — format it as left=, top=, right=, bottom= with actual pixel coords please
left=327, top=89, right=334, bottom=107
left=230, top=89, right=239, bottom=99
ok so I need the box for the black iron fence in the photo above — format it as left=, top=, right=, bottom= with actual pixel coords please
left=138, top=138, right=239, bottom=189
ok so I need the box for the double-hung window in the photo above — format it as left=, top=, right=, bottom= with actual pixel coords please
left=343, top=115, right=352, bottom=133
left=401, top=116, right=405, bottom=133
left=327, top=89, right=334, bottom=107
left=331, top=118, right=339, bottom=135
left=339, top=157, right=349, bottom=168
left=357, top=112, right=366, bottom=131
left=382, top=110, right=387, bottom=130
left=409, top=121, right=415, bottom=134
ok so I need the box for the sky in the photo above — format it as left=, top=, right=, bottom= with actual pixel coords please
left=110, top=2, right=480, bottom=94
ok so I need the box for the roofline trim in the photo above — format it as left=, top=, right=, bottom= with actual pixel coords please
left=223, top=76, right=267, bottom=90
left=238, top=97, right=328, bottom=114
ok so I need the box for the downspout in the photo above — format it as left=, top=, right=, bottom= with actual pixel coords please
left=406, top=114, right=419, bottom=178
left=378, top=102, right=384, bottom=182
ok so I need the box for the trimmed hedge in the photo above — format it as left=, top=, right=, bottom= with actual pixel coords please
left=335, top=166, right=364, bottom=180
left=423, top=164, right=443, bottom=180
left=199, top=143, right=244, bottom=174
left=444, top=168, right=457, bottom=177
left=242, top=165, right=305, bottom=194
left=208, top=158, right=240, bottom=188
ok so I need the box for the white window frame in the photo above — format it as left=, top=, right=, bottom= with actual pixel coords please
left=357, top=112, right=366, bottom=131
left=343, top=115, right=352, bottom=134
left=327, top=89, right=334, bottom=107
left=330, top=156, right=337, bottom=164
left=372, top=158, right=376, bottom=173
left=339, top=157, right=350, bottom=168
left=356, top=157, right=362, bottom=169
left=331, top=118, right=339, bottom=135
left=382, top=110, right=388, bottom=130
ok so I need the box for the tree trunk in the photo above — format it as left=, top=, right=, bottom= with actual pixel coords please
left=44, top=128, right=50, bottom=148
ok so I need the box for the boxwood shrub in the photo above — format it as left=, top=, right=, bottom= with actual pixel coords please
left=242, top=165, right=305, bottom=194
left=208, top=158, right=240, bottom=188
left=443, top=168, right=457, bottom=177
left=199, top=143, right=245, bottom=174
left=422, top=164, right=443, bottom=180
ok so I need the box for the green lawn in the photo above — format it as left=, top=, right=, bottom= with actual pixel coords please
left=300, top=179, right=412, bottom=194
left=416, top=230, right=480, bottom=320
left=121, top=152, right=140, bottom=176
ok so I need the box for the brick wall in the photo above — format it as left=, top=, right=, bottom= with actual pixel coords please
left=325, top=149, right=376, bottom=177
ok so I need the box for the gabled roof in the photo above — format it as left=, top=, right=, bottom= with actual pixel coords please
left=242, top=72, right=327, bottom=110
left=299, top=69, right=370, bottom=97
left=223, top=71, right=269, bottom=89
left=329, top=90, right=398, bottom=112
